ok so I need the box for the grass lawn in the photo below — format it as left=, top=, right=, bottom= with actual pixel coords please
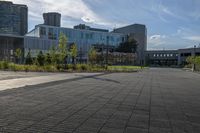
left=108, top=65, right=145, bottom=72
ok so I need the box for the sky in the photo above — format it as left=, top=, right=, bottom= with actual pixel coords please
left=10, top=0, right=200, bottom=50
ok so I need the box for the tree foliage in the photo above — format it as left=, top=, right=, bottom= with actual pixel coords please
left=25, top=50, right=33, bottom=65
left=88, top=47, right=97, bottom=65
left=187, top=56, right=200, bottom=65
left=14, top=48, right=22, bottom=64
left=37, top=51, right=45, bottom=66
left=58, top=33, right=67, bottom=64
left=45, top=53, right=52, bottom=65
left=49, top=45, right=58, bottom=64
left=70, top=43, right=78, bottom=64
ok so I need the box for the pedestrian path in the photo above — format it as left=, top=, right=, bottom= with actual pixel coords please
left=0, top=73, right=100, bottom=91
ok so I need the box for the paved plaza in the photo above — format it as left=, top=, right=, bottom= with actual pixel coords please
left=0, top=68, right=200, bottom=133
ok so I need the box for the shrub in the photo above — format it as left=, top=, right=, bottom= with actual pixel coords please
left=66, top=64, right=73, bottom=70
left=37, top=51, right=45, bottom=66
left=72, top=65, right=77, bottom=70
left=43, top=65, right=57, bottom=72
left=76, top=64, right=88, bottom=71
left=1, top=61, right=9, bottom=69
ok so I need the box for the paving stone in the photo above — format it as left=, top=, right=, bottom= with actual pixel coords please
left=0, top=68, right=200, bottom=132
left=125, top=127, right=148, bottom=133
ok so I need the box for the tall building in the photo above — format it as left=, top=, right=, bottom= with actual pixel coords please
left=113, top=24, right=147, bottom=65
left=0, top=1, right=27, bottom=61
left=43, top=12, right=61, bottom=27
left=0, top=1, right=28, bottom=36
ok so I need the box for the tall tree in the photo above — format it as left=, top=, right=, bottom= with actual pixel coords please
left=88, top=47, right=97, bottom=65
left=58, top=33, right=67, bottom=64
left=14, top=48, right=22, bottom=64
left=70, top=43, right=78, bottom=64
left=37, top=51, right=45, bottom=66
left=45, top=53, right=52, bottom=65
left=49, top=45, right=57, bottom=65
left=25, top=49, right=33, bottom=65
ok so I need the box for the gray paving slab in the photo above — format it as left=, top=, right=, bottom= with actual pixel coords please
left=0, top=68, right=200, bottom=133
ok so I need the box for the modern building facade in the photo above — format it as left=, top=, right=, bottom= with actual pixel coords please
left=24, top=24, right=126, bottom=61
left=43, top=12, right=61, bottom=27
left=113, top=24, right=147, bottom=65
left=0, top=1, right=28, bottom=61
left=0, top=1, right=28, bottom=36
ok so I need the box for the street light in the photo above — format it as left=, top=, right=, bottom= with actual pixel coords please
left=192, top=45, right=196, bottom=72
left=106, top=36, right=109, bottom=68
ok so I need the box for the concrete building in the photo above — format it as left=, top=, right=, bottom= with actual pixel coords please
left=113, top=24, right=147, bottom=65
left=43, top=12, right=61, bottom=27
left=145, top=50, right=179, bottom=66
left=145, top=47, right=200, bottom=66
left=0, top=1, right=28, bottom=61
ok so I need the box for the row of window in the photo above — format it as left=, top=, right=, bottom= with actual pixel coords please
left=153, top=53, right=178, bottom=57
left=39, top=27, right=123, bottom=44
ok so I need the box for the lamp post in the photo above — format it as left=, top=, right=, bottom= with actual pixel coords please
left=192, top=45, right=196, bottom=72
left=106, top=36, right=109, bottom=68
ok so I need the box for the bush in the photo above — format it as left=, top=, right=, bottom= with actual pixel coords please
left=66, top=64, right=73, bottom=70
left=76, top=64, right=88, bottom=71
left=72, top=65, right=77, bottom=70
left=43, top=65, right=57, bottom=72
left=0, top=61, right=9, bottom=70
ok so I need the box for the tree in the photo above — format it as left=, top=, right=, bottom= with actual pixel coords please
left=25, top=50, right=33, bottom=65
left=186, top=56, right=195, bottom=65
left=116, top=37, right=138, bottom=53
left=49, top=45, right=58, bottom=65
left=58, top=33, right=67, bottom=64
left=88, top=47, right=97, bottom=65
left=70, top=43, right=78, bottom=64
left=45, top=53, right=52, bottom=65
left=14, top=48, right=22, bottom=64
left=37, top=51, right=45, bottom=66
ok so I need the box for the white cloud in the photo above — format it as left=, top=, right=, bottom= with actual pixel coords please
left=150, top=34, right=166, bottom=40
left=183, top=36, right=200, bottom=42
left=148, top=34, right=167, bottom=49
left=10, top=0, right=116, bottom=29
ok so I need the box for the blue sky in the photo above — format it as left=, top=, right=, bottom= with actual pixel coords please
left=11, top=0, right=200, bottom=50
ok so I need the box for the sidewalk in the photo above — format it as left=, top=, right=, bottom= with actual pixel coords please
left=0, top=73, right=101, bottom=91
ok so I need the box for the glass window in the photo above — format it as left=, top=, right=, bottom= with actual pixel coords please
left=48, top=28, right=53, bottom=39
left=81, top=32, right=84, bottom=39
left=40, top=27, right=46, bottom=36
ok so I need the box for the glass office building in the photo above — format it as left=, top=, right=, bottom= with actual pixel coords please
left=24, top=24, right=126, bottom=60
left=0, top=1, right=27, bottom=61
left=0, top=1, right=28, bottom=36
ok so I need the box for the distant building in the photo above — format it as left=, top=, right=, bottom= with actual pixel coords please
left=145, top=47, right=200, bottom=66
left=0, top=1, right=27, bottom=61
left=0, top=1, right=28, bottom=35
left=43, top=12, right=61, bottom=27
left=113, top=24, right=147, bottom=65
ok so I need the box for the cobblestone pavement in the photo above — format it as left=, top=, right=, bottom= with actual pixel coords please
left=0, top=73, right=101, bottom=91
left=0, top=68, right=200, bottom=133
left=0, top=71, right=52, bottom=80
